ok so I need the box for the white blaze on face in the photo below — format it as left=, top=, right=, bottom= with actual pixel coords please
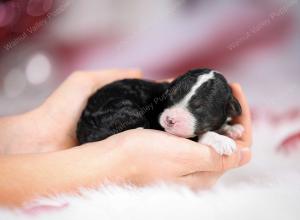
left=159, top=71, right=215, bottom=137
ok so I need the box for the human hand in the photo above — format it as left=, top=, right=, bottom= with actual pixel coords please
left=39, top=69, right=143, bottom=149
left=0, top=69, right=141, bottom=154
left=0, top=74, right=251, bottom=207
left=101, top=83, right=252, bottom=189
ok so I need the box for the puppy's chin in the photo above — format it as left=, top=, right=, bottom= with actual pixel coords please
left=159, top=107, right=196, bottom=138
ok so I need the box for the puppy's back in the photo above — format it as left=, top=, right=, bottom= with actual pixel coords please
left=77, top=79, right=169, bottom=144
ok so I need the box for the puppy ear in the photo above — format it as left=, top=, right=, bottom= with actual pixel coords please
left=227, top=96, right=242, bottom=117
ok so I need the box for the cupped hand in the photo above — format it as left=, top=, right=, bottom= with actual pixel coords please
left=0, top=68, right=252, bottom=190
left=0, top=69, right=142, bottom=154
left=38, top=69, right=142, bottom=150
left=101, top=83, right=252, bottom=189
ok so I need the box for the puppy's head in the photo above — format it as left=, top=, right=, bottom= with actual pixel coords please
left=159, top=68, right=241, bottom=138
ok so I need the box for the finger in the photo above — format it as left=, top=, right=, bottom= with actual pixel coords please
left=197, top=144, right=251, bottom=170
left=137, top=130, right=243, bottom=172
left=193, top=145, right=251, bottom=171
left=169, top=129, right=247, bottom=171
left=230, top=83, right=252, bottom=148
left=133, top=125, right=250, bottom=172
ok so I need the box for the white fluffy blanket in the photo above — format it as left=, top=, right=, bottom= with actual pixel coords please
left=1, top=108, right=300, bottom=220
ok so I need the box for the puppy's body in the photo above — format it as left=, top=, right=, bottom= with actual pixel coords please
left=77, top=79, right=169, bottom=144
left=77, top=69, right=243, bottom=155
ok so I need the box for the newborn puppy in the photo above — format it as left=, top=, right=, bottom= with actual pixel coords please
left=77, top=68, right=244, bottom=155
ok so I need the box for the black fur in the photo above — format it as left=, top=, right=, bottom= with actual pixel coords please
left=76, top=69, right=241, bottom=144
left=77, top=79, right=169, bottom=144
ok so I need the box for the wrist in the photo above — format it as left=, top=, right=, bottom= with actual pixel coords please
left=0, top=114, right=29, bottom=154
left=0, top=110, right=51, bottom=154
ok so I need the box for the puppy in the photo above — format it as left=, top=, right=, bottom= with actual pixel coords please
left=76, top=68, right=244, bottom=155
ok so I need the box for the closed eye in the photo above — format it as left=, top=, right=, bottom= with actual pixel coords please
left=190, top=99, right=202, bottom=108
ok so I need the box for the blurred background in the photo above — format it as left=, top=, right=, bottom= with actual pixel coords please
left=1, top=1, right=300, bottom=213
left=0, top=0, right=299, bottom=117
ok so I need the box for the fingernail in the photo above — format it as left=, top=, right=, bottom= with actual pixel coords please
left=239, top=148, right=250, bottom=166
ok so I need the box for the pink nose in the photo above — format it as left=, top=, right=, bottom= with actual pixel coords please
left=166, top=116, right=175, bottom=127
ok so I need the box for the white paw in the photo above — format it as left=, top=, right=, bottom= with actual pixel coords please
left=222, top=124, right=244, bottom=139
left=198, top=132, right=237, bottom=155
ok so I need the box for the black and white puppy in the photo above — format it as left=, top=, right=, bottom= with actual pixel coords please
left=77, top=68, right=244, bottom=155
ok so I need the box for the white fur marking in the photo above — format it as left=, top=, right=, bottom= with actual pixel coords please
left=198, top=131, right=237, bottom=155
left=177, top=71, right=215, bottom=108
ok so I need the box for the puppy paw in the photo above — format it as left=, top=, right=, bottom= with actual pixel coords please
left=222, top=124, right=244, bottom=139
left=198, top=132, right=237, bottom=155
